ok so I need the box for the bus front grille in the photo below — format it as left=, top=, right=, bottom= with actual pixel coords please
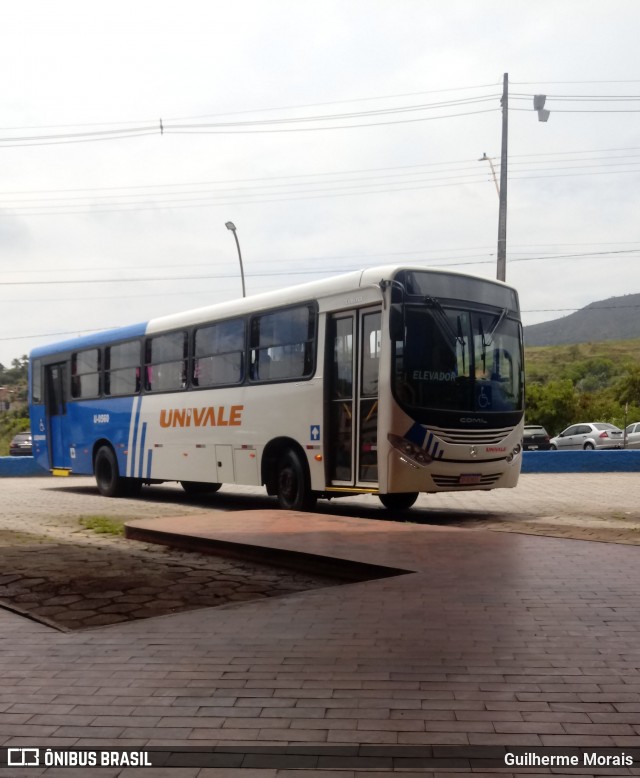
left=430, top=425, right=516, bottom=446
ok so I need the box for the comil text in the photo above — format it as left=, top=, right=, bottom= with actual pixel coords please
left=160, top=405, right=244, bottom=428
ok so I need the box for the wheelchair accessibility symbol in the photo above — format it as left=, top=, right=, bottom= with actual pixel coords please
left=477, top=386, right=492, bottom=409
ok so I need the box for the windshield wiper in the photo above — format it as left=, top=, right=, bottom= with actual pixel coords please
left=486, top=308, right=508, bottom=345
left=424, top=297, right=466, bottom=349
left=457, top=314, right=466, bottom=373
left=479, top=307, right=508, bottom=371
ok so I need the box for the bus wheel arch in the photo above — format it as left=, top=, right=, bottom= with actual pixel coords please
left=262, top=438, right=317, bottom=511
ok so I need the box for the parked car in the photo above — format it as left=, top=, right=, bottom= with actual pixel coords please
left=625, top=422, right=640, bottom=449
left=523, top=424, right=552, bottom=451
left=9, top=431, right=33, bottom=456
left=549, top=422, right=623, bottom=451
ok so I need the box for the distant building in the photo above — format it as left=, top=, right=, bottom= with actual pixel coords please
left=0, top=386, right=16, bottom=411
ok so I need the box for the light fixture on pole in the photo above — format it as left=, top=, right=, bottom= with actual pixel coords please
left=479, top=152, right=500, bottom=198
left=534, top=94, right=550, bottom=122
left=225, top=221, right=246, bottom=298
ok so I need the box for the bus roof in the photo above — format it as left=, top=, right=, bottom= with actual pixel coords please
left=29, top=264, right=515, bottom=359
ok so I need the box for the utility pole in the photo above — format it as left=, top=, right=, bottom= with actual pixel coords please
left=496, top=72, right=508, bottom=282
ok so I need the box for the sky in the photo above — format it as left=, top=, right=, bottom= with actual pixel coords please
left=1, top=0, right=639, bottom=368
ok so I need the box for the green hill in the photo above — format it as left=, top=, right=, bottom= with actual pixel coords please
left=524, top=293, right=640, bottom=346
left=524, top=338, right=640, bottom=434
left=525, top=338, right=640, bottom=384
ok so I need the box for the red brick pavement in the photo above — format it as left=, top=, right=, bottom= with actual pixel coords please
left=1, top=508, right=640, bottom=776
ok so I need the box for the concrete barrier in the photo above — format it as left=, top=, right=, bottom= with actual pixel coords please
left=0, top=457, right=48, bottom=477
left=522, top=449, right=640, bottom=473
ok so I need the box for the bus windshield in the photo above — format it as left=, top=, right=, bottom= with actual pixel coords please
left=393, top=301, right=523, bottom=414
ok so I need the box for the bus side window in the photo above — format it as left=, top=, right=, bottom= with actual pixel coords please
left=71, top=348, right=101, bottom=399
left=194, top=318, right=245, bottom=387
left=105, top=340, right=141, bottom=397
left=250, top=304, right=316, bottom=383
left=145, top=331, right=187, bottom=392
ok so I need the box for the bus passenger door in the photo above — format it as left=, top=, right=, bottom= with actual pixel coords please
left=358, top=310, right=381, bottom=484
left=328, top=308, right=381, bottom=487
left=45, top=363, right=71, bottom=471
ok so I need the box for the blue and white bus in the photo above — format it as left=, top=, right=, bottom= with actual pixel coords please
left=29, top=265, right=524, bottom=511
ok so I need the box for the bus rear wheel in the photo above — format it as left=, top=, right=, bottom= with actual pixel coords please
left=379, top=492, right=419, bottom=511
left=94, top=445, right=137, bottom=498
left=181, top=481, right=222, bottom=494
left=276, top=450, right=316, bottom=511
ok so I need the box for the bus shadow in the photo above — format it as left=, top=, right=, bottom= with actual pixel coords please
left=47, top=483, right=510, bottom=530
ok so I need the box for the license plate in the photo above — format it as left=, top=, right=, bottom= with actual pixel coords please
left=529, top=445, right=538, bottom=450
left=459, top=474, right=482, bottom=485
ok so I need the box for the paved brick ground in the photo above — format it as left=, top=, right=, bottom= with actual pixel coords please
left=1, top=474, right=640, bottom=776
left=0, top=537, right=342, bottom=631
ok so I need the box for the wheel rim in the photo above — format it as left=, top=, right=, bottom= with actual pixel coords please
left=278, top=466, right=298, bottom=507
left=96, top=453, right=113, bottom=490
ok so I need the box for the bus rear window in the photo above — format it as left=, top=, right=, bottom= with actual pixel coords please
left=31, top=359, right=43, bottom=404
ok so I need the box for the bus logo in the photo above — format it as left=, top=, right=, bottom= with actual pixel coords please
left=8, top=749, right=39, bottom=767
left=159, top=405, right=244, bottom=428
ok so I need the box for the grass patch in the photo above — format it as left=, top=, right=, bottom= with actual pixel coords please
left=78, top=515, right=126, bottom=536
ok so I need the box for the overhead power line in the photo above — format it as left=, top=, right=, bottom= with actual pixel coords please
left=2, top=142, right=640, bottom=217
left=0, top=94, right=501, bottom=147
left=1, top=248, right=638, bottom=289
left=0, top=82, right=502, bottom=131
left=3, top=86, right=640, bottom=148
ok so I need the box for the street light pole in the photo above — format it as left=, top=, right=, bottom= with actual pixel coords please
left=496, top=72, right=509, bottom=283
left=479, top=152, right=500, bottom=198
left=225, top=221, right=246, bottom=298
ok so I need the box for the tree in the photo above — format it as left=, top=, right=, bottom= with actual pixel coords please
left=616, top=367, right=640, bottom=408
left=525, top=379, right=579, bottom=434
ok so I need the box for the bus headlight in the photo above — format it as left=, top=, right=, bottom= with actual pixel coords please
left=388, top=434, right=432, bottom=467
left=506, top=443, right=522, bottom=463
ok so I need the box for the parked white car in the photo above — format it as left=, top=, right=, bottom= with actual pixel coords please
left=550, top=422, right=624, bottom=451
left=624, top=422, right=640, bottom=449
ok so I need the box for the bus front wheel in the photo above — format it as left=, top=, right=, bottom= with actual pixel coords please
left=379, top=492, right=419, bottom=511
left=276, top=450, right=316, bottom=511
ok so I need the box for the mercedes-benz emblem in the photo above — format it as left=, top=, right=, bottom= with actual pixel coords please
left=469, top=445, right=477, bottom=458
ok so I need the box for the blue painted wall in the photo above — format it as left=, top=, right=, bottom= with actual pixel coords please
left=0, top=457, right=49, bottom=477
left=521, top=450, right=640, bottom=473
left=2, top=452, right=639, bottom=477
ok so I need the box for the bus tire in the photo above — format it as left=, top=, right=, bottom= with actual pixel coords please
left=379, top=492, right=419, bottom=511
left=94, top=445, right=127, bottom=498
left=276, top=450, right=316, bottom=511
left=181, top=481, right=222, bottom=494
